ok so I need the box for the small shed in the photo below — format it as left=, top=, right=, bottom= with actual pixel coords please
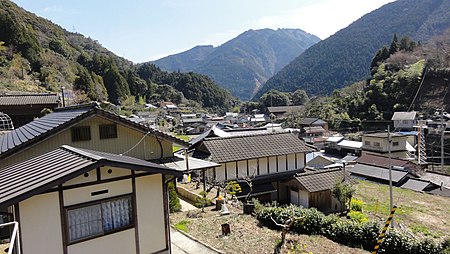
left=285, top=169, right=352, bottom=213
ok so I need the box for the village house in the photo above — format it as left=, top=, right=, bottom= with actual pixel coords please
left=190, top=132, right=316, bottom=202
left=0, top=102, right=188, bottom=170
left=0, top=145, right=182, bottom=254
left=391, top=111, right=417, bottom=131
left=361, top=132, right=412, bottom=159
left=0, top=93, right=60, bottom=127
left=266, top=106, right=305, bottom=120
left=285, top=169, right=352, bottom=213
left=298, top=117, right=329, bottom=131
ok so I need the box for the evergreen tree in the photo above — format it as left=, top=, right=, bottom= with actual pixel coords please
left=389, top=33, right=399, bottom=55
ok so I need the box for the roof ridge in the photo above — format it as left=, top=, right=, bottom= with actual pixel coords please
left=297, top=168, right=342, bottom=177
left=0, top=93, right=58, bottom=97
left=204, top=131, right=291, bottom=141
left=54, top=102, right=99, bottom=112
left=61, top=145, right=104, bottom=161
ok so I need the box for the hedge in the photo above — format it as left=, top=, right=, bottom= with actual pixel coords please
left=254, top=202, right=448, bottom=253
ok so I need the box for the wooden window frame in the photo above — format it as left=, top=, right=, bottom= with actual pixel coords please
left=99, top=124, right=118, bottom=139
left=71, top=126, right=91, bottom=142
left=65, top=194, right=135, bottom=245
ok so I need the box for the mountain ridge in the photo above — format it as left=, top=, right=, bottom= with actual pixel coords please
left=257, top=0, right=450, bottom=99
left=153, top=28, right=320, bottom=100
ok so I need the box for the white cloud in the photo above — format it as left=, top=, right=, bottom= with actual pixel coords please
left=253, top=0, right=396, bottom=39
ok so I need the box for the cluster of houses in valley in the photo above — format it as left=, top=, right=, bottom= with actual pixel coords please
left=0, top=93, right=449, bottom=254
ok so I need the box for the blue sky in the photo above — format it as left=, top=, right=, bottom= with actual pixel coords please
left=11, top=0, right=395, bottom=63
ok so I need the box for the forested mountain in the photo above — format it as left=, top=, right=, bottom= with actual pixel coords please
left=0, top=0, right=234, bottom=113
left=153, top=28, right=320, bottom=100
left=301, top=32, right=450, bottom=129
left=257, top=0, right=450, bottom=99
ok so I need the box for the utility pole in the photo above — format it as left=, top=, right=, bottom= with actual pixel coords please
left=441, top=109, right=445, bottom=171
left=387, top=125, right=394, bottom=227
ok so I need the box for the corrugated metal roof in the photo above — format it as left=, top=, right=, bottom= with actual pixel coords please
left=200, top=132, right=315, bottom=163
left=0, top=145, right=181, bottom=208
left=349, top=163, right=408, bottom=183
left=267, top=106, right=305, bottom=114
left=160, top=154, right=220, bottom=171
left=391, top=111, right=416, bottom=121
left=400, top=178, right=431, bottom=191
left=355, top=153, right=416, bottom=170
left=338, top=140, right=362, bottom=149
left=0, top=103, right=188, bottom=159
left=294, top=169, right=351, bottom=192
left=0, top=93, right=59, bottom=106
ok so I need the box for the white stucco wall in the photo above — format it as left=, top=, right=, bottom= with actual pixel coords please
left=248, top=159, right=258, bottom=176
left=287, top=154, right=296, bottom=170
left=68, top=229, right=136, bottom=254
left=215, top=165, right=226, bottom=182
left=268, top=156, right=277, bottom=174
left=226, top=162, right=237, bottom=179
left=278, top=155, right=287, bottom=171
left=63, top=178, right=132, bottom=206
left=237, top=161, right=247, bottom=178
left=136, top=174, right=167, bottom=253
left=19, top=192, right=64, bottom=254
left=258, top=158, right=268, bottom=175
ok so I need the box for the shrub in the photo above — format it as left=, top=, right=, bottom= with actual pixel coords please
left=347, top=210, right=369, bottom=223
left=254, top=203, right=447, bottom=253
left=168, top=182, right=181, bottom=213
left=350, top=198, right=364, bottom=212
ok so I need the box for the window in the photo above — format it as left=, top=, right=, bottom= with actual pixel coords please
left=374, top=142, right=381, bottom=147
left=364, top=141, right=371, bottom=146
left=99, top=124, right=117, bottom=139
left=392, top=141, right=399, bottom=146
left=402, top=120, right=409, bottom=124
left=66, top=195, right=133, bottom=244
left=71, top=126, right=91, bottom=142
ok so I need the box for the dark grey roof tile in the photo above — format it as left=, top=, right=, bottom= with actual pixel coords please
left=201, top=132, right=314, bottom=163
left=0, top=145, right=182, bottom=208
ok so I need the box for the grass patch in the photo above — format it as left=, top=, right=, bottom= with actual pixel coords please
left=354, top=180, right=450, bottom=236
left=174, top=220, right=190, bottom=233
left=171, top=133, right=192, bottom=152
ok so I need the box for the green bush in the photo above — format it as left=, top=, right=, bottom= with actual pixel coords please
left=254, top=202, right=445, bottom=253
left=350, top=198, right=364, bottom=212
left=347, top=210, right=369, bottom=223
left=168, top=182, right=181, bottom=213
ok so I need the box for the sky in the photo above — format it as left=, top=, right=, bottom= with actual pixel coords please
left=11, top=0, right=395, bottom=63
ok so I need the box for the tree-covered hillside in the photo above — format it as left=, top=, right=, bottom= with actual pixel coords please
left=154, top=28, right=320, bottom=100
left=302, top=32, right=450, bottom=130
left=0, top=0, right=234, bottom=113
left=257, top=0, right=450, bottom=99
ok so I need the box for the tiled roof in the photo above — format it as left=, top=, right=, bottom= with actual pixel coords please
left=355, top=153, right=419, bottom=172
left=0, top=93, right=59, bottom=106
left=0, top=145, right=181, bottom=208
left=0, top=103, right=188, bottom=159
left=200, top=132, right=315, bottom=163
left=294, top=169, right=351, bottom=192
left=299, top=117, right=319, bottom=125
left=349, top=163, right=409, bottom=183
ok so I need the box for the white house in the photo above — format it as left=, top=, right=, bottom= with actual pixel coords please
left=361, top=132, right=410, bottom=158
left=0, top=145, right=182, bottom=254
left=391, top=111, right=417, bottom=130
left=191, top=132, right=315, bottom=202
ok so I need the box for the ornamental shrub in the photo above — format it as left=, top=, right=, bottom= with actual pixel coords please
left=350, top=198, right=364, bottom=212
left=168, top=182, right=181, bottom=213
left=254, top=202, right=445, bottom=253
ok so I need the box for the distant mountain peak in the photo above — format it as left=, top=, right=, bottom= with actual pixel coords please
left=153, top=28, right=320, bottom=100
